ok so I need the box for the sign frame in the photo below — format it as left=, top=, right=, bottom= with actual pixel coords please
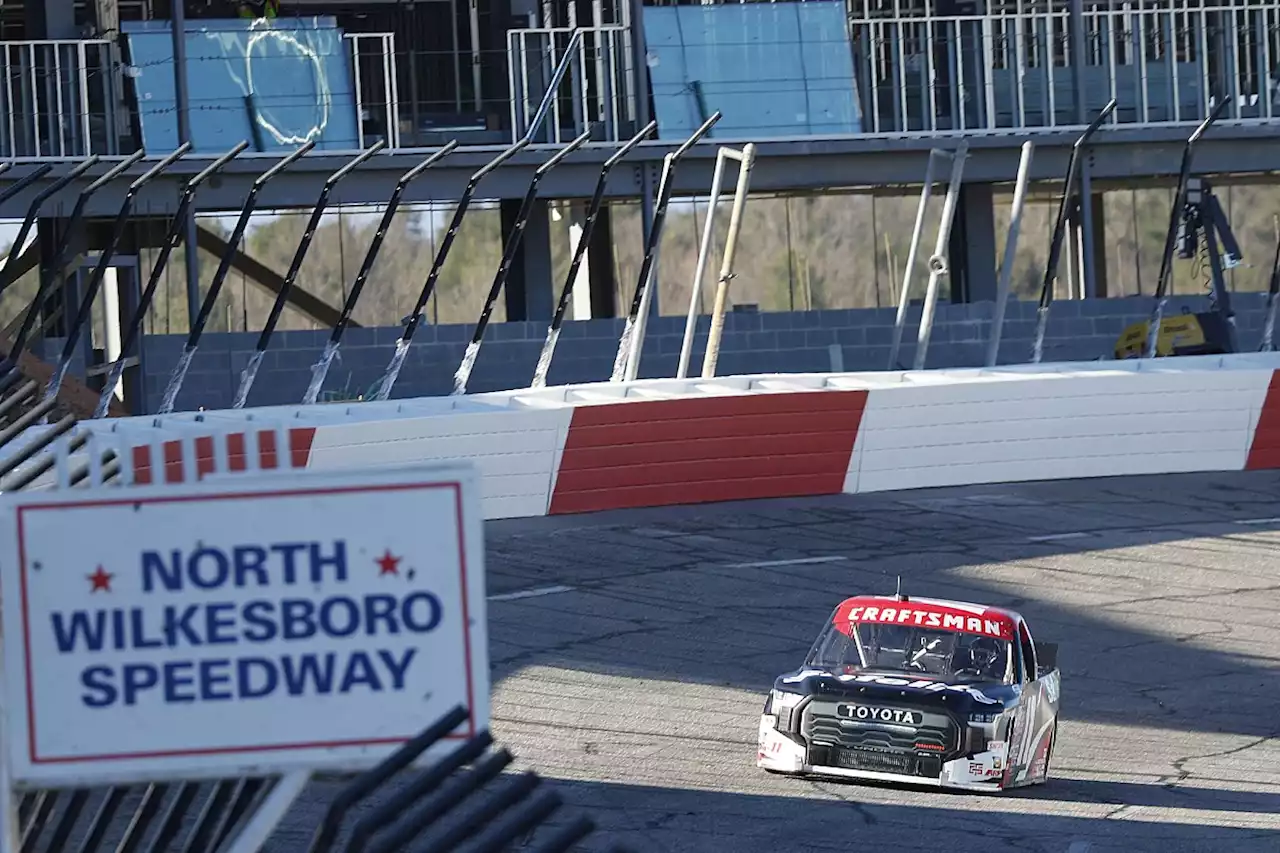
left=0, top=460, right=490, bottom=791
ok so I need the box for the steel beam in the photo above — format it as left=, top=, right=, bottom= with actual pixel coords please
left=5, top=125, right=1280, bottom=217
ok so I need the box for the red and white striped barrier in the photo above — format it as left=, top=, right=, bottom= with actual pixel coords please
left=39, top=353, right=1280, bottom=518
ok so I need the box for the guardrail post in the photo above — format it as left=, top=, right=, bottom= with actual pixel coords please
left=156, top=141, right=316, bottom=414
left=611, top=111, right=721, bottom=384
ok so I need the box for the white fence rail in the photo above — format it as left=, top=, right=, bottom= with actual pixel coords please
left=507, top=25, right=638, bottom=143
left=0, top=39, right=120, bottom=159
left=850, top=0, right=1280, bottom=133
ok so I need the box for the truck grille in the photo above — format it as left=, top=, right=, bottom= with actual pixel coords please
left=800, top=698, right=959, bottom=777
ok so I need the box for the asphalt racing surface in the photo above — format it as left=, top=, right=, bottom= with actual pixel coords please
left=277, top=471, right=1280, bottom=852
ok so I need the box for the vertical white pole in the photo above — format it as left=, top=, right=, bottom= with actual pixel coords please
left=677, top=149, right=730, bottom=379
left=103, top=267, right=124, bottom=400
left=568, top=208, right=593, bottom=320
left=702, top=143, right=757, bottom=379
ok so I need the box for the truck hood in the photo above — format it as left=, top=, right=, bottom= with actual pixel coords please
left=773, top=667, right=1020, bottom=712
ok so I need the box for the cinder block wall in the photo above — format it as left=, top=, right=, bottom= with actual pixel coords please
left=45, top=293, right=1265, bottom=413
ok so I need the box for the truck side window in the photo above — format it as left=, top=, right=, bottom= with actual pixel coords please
left=1019, top=624, right=1037, bottom=682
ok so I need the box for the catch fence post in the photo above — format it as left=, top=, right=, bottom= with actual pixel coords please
left=156, top=141, right=317, bottom=414
left=611, top=111, right=721, bottom=384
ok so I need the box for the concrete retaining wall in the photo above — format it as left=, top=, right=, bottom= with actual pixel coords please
left=45, top=293, right=1268, bottom=413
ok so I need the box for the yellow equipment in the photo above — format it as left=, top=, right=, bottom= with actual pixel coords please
left=1113, top=309, right=1233, bottom=359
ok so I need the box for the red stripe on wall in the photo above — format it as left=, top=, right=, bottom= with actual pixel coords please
left=132, top=446, right=153, bottom=485
left=1246, top=371, right=1280, bottom=469
left=549, top=390, right=868, bottom=514
left=129, top=427, right=318, bottom=483
left=290, top=427, right=317, bottom=468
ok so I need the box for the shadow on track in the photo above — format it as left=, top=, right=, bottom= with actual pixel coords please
left=483, top=470, right=1280, bottom=740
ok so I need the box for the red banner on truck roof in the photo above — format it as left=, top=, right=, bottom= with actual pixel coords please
left=833, top=596, right=1015, bottom=641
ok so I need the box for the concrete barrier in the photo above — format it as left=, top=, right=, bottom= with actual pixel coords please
left=53, top=352, right=1280, bottom=519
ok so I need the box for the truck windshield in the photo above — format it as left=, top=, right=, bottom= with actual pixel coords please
left=805, top=620, right=1012, bottom=683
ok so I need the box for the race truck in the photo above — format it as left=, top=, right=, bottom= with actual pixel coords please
left=757, top=591, right=1060, bottom=792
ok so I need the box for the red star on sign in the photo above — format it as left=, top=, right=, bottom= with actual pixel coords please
left=375, top=550, right=401, bottom=576
left=88, top=566, right=114, bottom=592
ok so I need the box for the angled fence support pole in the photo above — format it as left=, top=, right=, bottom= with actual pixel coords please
left=301, top=141, right=459, bottom=405
left=0, top=164, right=58, bottom=298
left=1144, top=97, right=1227, bottom=360
left=1031, top=98, right=1116, bottom=363
left=156, top=141, right=316, bottom=414
left=451, top=130, right=591, bottom=397
left=0, top=161, right=98, bottom=380
left=700, top=142, right=756, bottom=379
left=232, top=140, right=387, bottom=408
left=888, top=150, right=943, bottom=370
left=914, top=144, right=968, bottom=370
left=986, top=141, right=1034, bottom=367
left=1262, top=221, right=1280, bottom=352
left=676, top=149, right=730, bottom=380
left=531, top=119, right=657, bottom=389
left=306, top=706, right=469, bottom=853
left=0, top=162, right=51, bottom=211
left=365, top=138, right=529, bottom=402
left=92, top=142, right=249, bottom=418
left=362, top=29, right=587, bottom=401
left=223, top=772, right=311, bottom=853
left=611, top=111, right=721, bottom=384
left=43, top=145, right=192, bottom=405
left=0, top=155, right=125, bottom=402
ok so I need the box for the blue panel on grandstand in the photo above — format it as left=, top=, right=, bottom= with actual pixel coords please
left=642, top=0, right=861, bottom=140
left=120, top=17, right=360, bottom=153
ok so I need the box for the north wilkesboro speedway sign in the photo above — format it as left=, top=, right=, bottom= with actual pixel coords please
left=0, top=463, right=490, bottom=790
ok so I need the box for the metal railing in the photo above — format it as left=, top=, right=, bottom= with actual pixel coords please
left=507, top=25, right=638, bottom=143
left=849, top=0, right=1280, bottom=132
left=0, top=39, right=120, bottom=158
left=1, top=31, right=399, bottom=159
left=343, top=31, right=403, bottom=150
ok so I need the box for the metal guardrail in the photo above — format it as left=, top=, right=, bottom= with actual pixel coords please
left=507, top=26, right=637, bottom=144
left=0, top=39, right=119, bottom=159
left=1, top=32, right=399, bottom=159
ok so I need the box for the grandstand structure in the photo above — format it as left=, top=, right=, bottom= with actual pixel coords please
left=1, top=0, right=1279, bottom=413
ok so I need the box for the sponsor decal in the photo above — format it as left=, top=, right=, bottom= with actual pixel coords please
left=837, top=704, right=922, bottom=725
left=841, top=673, right=1002, bottom=704
left=779, top=668, right=829, bottom=684
left=833, top=599, right=1014, bottom=641
left=844, top=604, right=1010, bottom=640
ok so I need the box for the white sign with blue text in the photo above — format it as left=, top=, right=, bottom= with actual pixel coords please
left=0, top=462, right=489, bottom=788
